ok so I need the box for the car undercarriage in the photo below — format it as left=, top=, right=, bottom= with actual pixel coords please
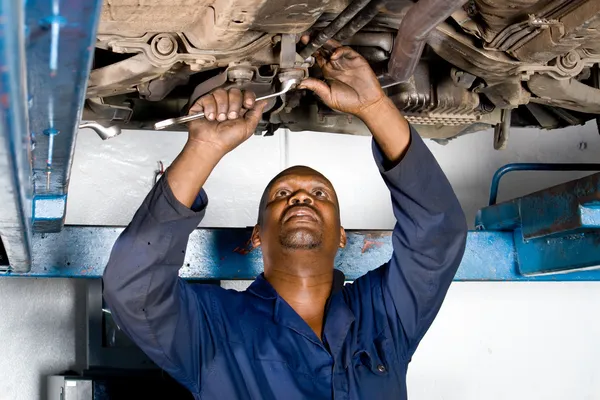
left=87, top=0, right=600, bottom=148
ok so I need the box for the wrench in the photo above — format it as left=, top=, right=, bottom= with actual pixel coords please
left=154, top=79, right=299, bottom=130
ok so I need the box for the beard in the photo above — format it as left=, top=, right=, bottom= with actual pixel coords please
left=279, top=226, right=323, bottom=250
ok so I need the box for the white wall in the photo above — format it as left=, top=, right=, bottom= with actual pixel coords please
left=2, top=121, right=599, bottom=400
left=67, top=122, right=600, bottom=229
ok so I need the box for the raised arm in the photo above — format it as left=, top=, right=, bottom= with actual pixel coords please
left=301, top=41, right=467, bottom=358
left=102, top=89, right=266, bottom=393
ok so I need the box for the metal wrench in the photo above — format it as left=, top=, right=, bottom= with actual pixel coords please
left=153, top=79, right=299, bottom=130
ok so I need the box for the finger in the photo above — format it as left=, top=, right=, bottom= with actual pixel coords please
left=199, top=94, right=217, bottom=121
left=227, top=88, right=243, bottom=119
left=314, top=53, right=327, bottom=69
left=188, top=99, right=204, bottom=115
left=212, top=88, right=229, bottom=122
left=298, top=78, right=333, bottom=105
left=243, top=90, right=256, bottom=109
left=244, top=100, right=268, bottom=133
left=324, top=38, right=342, bottom=50
left=331, top=46, right=359, bottom=61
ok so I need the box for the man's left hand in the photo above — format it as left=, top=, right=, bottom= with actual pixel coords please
left=298, top=36, right=386, bottom=121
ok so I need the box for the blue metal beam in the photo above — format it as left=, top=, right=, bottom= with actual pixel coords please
left=2, top=226, right=600, bottom=280
left=0, top=0, right=34, bottom=272
left=26, top=0, right=103, bottom=233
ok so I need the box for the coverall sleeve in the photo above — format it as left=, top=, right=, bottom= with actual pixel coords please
left=371, top=125, right=467, bottom=359
left=102, top=171, right=216, bottom=394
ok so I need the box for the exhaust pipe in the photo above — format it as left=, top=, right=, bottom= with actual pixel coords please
left=388, top=0, right=468, bottom=83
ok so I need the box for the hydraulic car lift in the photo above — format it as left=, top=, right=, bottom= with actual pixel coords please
left=1, top=0, right=600, bottom=283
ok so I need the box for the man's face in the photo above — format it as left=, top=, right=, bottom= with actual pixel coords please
left=253, top=166, right=346, bottom=255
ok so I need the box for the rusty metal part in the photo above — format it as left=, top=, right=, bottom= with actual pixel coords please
left=475, top=0, right=543, bottom=42
left=428, top=22, right=522, bottom=84
left=387, top=0, right=468, bottom=83
left=85, top=98, right=133, bottom=123
left=87, top=54, right=171, bottom=98
left=99, top=0, right=329, bottom=51
left=478, top=80, right=531, bottom=108
left=342, top=32, right=394, bottom=52
left=299, top=0, right=375, bottom=59
left=427, top=21, right=598, bottom=85
left=512, top=0, right=600, bottom=64
left=138, top=67, right=192, bottom=101
left=527, top=74, right=600, bottom=114
left=332, top=0, right=389, bottom=42
left=281, top=103, right=499, bottom=137
left=96, top=32, right=275, bottom=71
left=493, top=108, right=511, bottom=150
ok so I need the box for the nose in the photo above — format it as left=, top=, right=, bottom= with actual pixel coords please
left=289, top=190, right=314, bottom=206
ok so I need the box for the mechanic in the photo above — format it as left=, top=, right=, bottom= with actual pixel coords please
left=103, top=42, right=468, bottom=399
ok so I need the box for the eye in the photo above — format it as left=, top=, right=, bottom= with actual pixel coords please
left=313, top=189, right=327, bottom=198
left=275, top=189, right=290, bottom=198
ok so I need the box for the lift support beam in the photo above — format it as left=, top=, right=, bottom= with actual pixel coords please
left=1, top=0, right=600, bottom=281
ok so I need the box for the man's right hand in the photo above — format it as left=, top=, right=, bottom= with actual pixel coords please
left=167, top=88, right=266, bottom=208
left=187, top=88, right=268, bottom=156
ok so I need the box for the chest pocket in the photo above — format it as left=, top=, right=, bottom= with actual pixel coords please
left=352, top=333, right=392, bottom=376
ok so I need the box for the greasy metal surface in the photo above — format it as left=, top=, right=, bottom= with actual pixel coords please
left=0, top=0, right=33, bottom=272
left=332, top=0, right=388, bottom=42
left=100, top=0, right=331, bottom=51
left=388, top=0, right=468, bottom=82
left=512, top=0, right=600, bottom=64
left=3, top=227, right=600, bottom=281
left=27, top=0, right=103, bottom=232
left=475, top=0, right=541, bottom=41
left=528, top=74, right=600, bottom=114
left=387, top=62, right=483, bottom=118
left=428, top=22, right=523, bottom=84
left=300, top=0, right=373, bottom=58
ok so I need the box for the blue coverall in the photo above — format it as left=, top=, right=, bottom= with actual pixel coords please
left=103, top=125, right=468, bottom=399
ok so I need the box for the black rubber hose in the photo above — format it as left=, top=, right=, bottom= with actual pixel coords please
left=332, top=0, right=388, bottom=42
left=299, top=0, right=375, bottom=59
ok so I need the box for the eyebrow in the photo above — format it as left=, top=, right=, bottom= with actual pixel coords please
left=270, top=176, right=333, bottom=191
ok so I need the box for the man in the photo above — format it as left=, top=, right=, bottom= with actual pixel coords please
left=103, top=42, right=467, bottom=399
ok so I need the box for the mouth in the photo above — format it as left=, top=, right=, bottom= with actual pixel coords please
left=283, top=206, right=319, bottom=223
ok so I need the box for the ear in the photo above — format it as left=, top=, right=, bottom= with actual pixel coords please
left=339, top=226, right=347, bottom=248
left=251, top=225, right=262, bottom=248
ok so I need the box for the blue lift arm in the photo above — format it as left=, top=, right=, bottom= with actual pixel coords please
left=1, top=0, right=600, bottom=281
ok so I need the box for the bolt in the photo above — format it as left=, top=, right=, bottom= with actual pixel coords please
left=156, top=37, right=174, bottom=55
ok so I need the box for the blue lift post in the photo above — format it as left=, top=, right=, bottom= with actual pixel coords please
left=1, top=0, right=600, bottom=281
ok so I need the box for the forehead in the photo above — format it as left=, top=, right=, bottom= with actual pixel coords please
left=269, top=167, right=333, bottom=189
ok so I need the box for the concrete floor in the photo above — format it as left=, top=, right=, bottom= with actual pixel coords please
left=1, top=121, right=600, bottom=400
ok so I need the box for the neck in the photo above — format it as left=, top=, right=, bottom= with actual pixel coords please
left=264, top=250, right=335, bottom=338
